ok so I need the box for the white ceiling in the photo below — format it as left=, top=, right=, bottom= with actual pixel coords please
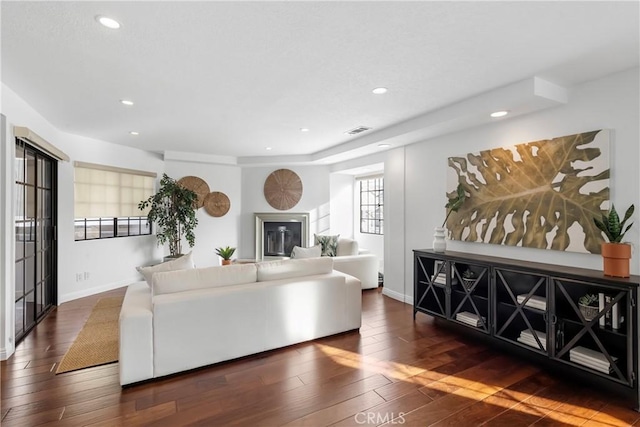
left=1, top=1, right=638, bottom=165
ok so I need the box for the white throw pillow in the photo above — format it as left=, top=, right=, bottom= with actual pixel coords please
left=290, top=245, right=322, bottom=259
left=137, top=251, right=195, bottom=286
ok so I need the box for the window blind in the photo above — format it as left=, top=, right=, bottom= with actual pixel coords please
left=73, top=162, right=156, bottom=218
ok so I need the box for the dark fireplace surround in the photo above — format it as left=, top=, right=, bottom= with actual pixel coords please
left=254, top=213, right=310, bottom=259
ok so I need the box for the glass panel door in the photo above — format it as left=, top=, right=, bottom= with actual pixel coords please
left=494, top=268, right=549, bottom=354
left=14, top=139, right=57, bottom=343
left=450, top=262, right=490, bottom=334
left=551, top=277, right=631, bottom=386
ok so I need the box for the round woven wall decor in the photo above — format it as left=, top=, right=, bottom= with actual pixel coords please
left=204, top=191, right=231, bottom=217
left=178, top=176, right=210, bottom=209
left=263, top=169, right=303, bottom=210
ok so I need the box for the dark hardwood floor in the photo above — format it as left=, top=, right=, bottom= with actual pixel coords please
left=2, top=287, right=640, bottom=426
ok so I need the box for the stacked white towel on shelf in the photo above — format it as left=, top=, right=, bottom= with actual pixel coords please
left=455, top=311, right=485, bottom=327
left=516, top=329, right=547, bottom=350
left=516, top=294, right=546, bottom=311
left=569, top=346, right=617, bottom=374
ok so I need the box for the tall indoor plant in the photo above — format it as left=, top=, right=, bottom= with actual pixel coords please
left=594, top=204, right=634, bottom=277
left=139, top=174, right=199, bottom=258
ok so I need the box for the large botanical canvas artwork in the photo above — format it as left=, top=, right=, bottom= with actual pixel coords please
left=446, top=130, right=610, bottom=254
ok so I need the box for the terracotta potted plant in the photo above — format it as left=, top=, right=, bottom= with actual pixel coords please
left=216, top=246, right=236, bottom=265
left=594, top=204, right=634, bottom=277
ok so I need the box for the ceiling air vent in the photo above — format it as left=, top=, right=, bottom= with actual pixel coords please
left=345, top=126, right=372, bottom=135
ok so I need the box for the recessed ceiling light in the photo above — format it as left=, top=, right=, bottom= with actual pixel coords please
left=372, top=87, right=388, bottom=95
left=378, top=143, right=391, bottom=148
left=120, top=99, right=134, bottom=106
left=300, top=128, right=310, bottom=132
left=266, top=147, right=272, bottom=151
left=129, top=131, right=139, bottom=136
left=96, top=15, right=121, bottom=29
left=490, top=110, right=509, bottom=118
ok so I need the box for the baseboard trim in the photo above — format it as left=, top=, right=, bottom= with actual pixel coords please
left=381, top=288, right=413, bottom=305
left=1, top=345, right=14, bottom=361
left=59, top=278, right=136, bottom=304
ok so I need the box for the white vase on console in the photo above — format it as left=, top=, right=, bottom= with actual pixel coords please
left=433, top=226, right=446, bottom=253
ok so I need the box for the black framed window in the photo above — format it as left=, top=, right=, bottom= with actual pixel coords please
left=73, top=162, right=155, bottom=241
left=74, top=216, right=151, bottom=241
left=359, top=177, right=383, bottom=235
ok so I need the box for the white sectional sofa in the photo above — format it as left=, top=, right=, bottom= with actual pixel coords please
left=119, top=257, right=362, bottom=386
left=332, top=238, right=379, bottom=290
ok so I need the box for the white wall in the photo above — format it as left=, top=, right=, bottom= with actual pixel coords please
left=329, top=173, right=354, bottom=237
left=1, top=113, right=11, bottom=359
left=239, top=166, right=331, bottom=259
left=383, top=147, right=407, bottom=302
left=387, top=68, right=640, bottom=302
left=164, top=160, right=242, bottom=267
left=1, top=84, right=164, bottom=359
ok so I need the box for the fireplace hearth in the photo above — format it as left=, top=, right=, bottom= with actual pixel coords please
left=255, top=213, right=309, bottom=259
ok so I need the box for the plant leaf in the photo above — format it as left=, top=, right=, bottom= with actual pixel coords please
left=446, top=130, right=609, bottom=254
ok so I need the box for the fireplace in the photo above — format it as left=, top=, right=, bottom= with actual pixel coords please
left=255, top=213, right=309, bottom=259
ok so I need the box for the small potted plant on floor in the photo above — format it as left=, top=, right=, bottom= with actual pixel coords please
left=593, top=204, right=634, bottom=277
left=216, top=246, right=236, bottom=265
left=578, top=293, right=599, bottom=322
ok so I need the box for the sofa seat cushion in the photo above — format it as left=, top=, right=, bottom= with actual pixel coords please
left=137, top=251, right=195, bottom=286
left=152, top=263, right=257, bottom=296
left=256, top=257, right=333, bottom=282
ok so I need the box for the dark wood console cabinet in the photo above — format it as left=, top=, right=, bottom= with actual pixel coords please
left=413, top=249, right=640, bottom=410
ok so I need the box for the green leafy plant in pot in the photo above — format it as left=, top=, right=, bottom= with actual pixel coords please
left=578, top=293, right=599, bottom=321
left=434, top=184, right=467, bottom=253
left=593, top=204, right=634, bottom=278
left=215, top=246, right=236, bottom=265
left=461, top=268, right=476, bottom=290
left=138, top=174, right=199, bottom=259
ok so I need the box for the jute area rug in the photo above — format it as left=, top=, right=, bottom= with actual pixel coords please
left=56, top=296, right=124, bottom=374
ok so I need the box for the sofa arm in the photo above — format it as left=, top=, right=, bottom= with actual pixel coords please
left=119, top=282, right=154, bottom=385
left=333, top=254, right=378, bottom=289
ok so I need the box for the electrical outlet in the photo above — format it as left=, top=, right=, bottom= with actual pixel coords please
left=84, top=272, right=90, bottom=280
left=76, top=273, right=83, bottom=282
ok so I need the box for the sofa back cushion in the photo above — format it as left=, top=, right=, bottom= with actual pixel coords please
left=256, top=257, right=333, bottom=282
left=290, top=245, right=322, bottom=259
left=336, top=238, right=359, bottom=256
left=152, top=263, right=257, bottom=296
left=137, top=251, right=195, bottom=286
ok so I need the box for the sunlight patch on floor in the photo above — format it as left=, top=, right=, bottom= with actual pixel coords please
left=315, top=343, right=627, bottom=426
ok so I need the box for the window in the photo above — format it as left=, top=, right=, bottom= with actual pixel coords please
left=359, top=176, right=383, bottom=235
left=73, top=162, right=156, bottom=241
